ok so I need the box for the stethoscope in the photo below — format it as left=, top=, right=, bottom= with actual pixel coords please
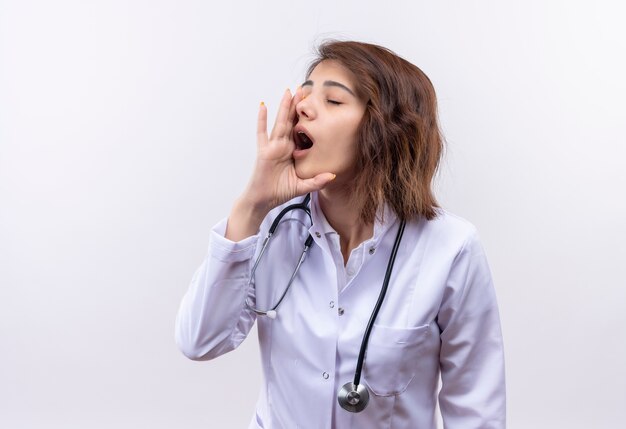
left=245, top=194, right=406, bottom=413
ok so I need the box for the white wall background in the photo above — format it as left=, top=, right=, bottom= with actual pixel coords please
left=1, top=1, right=625, bottom=428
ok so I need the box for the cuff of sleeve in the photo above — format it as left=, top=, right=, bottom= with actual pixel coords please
left=209, top=218, right=260, bottom=262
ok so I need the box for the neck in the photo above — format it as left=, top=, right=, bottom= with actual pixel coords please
left=318, top=187, right=373, bottom=265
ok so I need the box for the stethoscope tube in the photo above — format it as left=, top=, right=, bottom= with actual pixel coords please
left=245, top=194, right=313, bottom=319
left=337, top=219, right=406, bottom=413
left=267, top=194, right=312, bottom=235
left=353, top=219, right=406, bottom=387
left=244, top=193, right=407, bottom=413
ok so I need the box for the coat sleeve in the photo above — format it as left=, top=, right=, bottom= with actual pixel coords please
left=175, top=218, right=260, bottom=361
left=437, top=229, right=506, bottom=429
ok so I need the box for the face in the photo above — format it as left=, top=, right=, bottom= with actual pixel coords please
left=293, top=60, right=367, bottom=181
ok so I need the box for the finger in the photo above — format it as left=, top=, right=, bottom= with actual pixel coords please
left=270, top=89, right=292, bottom=140
left=296, top=173, right=337, bottom=195
left=257, top=101, right=268, bottom=147
left=288, top=86, right=303, bottom=125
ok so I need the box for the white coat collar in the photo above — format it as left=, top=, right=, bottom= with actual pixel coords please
left=309, top=192, right=398, bottom=247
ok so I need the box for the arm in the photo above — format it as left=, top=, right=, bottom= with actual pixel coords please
left=175, top=218, right=260, bottom=361
left=437, top=230, right=506, bottom=429
left=175, top=88, right=335, bottom=361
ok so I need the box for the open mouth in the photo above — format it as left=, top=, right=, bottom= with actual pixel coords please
left=293, top=127, right=314, bottom=150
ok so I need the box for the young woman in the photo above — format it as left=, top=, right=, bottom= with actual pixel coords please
left=176, top=41, right=506, bottom=429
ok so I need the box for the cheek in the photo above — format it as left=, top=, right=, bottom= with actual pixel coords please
left=338, top=126, right=361, bottom=158
left=332, top=136, right=359, bottom=171
left=331, top=117, right=361, bottom=147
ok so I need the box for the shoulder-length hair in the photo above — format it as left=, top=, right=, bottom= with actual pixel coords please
left=306, top=41, right=444, bottom=222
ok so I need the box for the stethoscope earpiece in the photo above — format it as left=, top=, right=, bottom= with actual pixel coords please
left=338, top=382, right=370, bottom=413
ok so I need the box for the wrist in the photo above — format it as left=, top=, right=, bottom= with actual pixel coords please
left=236, top=192, right=273, bottom=219
left=224, top=195, right=270, bottom=242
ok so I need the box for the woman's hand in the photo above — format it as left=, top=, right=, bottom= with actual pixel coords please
left=250, top=87, right=335, bottom=210
left=225, top=88, right=335, bottom=241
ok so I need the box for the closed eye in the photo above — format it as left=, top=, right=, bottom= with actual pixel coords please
left=326, top=99, right=342, bottom=105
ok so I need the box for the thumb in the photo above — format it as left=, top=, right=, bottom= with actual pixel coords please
left=297, top=173, right=337, bottom=194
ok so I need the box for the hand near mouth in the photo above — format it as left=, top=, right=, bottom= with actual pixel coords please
left=225, top=88, right=335, bottom=241
left=250, top=87, right=335, bottom=209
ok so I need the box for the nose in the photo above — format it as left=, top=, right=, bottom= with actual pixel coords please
left=296, top=94, right=315, bottom=120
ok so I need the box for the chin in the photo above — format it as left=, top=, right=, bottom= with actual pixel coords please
left=294, top=162, right=318, bottom=180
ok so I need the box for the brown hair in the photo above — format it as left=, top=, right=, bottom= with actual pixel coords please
left=307, top=41, right=444, bottom=222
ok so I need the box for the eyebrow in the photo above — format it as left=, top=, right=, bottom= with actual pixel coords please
left=301, top=79, right=356, bottom=97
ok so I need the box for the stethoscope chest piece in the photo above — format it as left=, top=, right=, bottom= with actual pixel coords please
left=337, top=382, right=370, bottom=413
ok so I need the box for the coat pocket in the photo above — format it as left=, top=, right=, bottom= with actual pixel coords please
left=362, top=323, right=431, bottom=396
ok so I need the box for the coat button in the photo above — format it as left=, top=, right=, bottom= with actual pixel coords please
left=338, top=307, right=345, bottom=316
left=329, top=301, right=335, bottom=308
left=315, top=231, right=321, bottom=238
left=322, top=372, right=329, bottom=379
left=369, top=247, right=376, bottom=255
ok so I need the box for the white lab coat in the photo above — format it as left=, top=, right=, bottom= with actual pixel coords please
left=175, top=193, right=506, bottom=429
